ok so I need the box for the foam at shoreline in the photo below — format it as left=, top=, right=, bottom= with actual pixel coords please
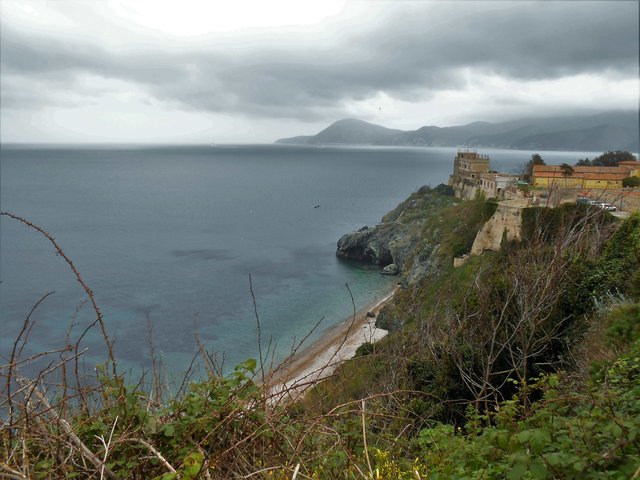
left=266, top=286, right=399, bottom=402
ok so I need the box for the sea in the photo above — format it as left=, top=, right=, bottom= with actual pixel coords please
left=0, top=144, right=601, bottom=381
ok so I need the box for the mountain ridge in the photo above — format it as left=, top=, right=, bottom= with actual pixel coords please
left=275, top=111, right=639, bottom=151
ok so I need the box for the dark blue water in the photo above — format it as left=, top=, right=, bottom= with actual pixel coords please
left=0, top=144, right=600, bottom=379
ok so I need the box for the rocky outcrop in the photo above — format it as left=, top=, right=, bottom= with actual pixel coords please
left=453, top=254, right=470, bottom=268
left=451, top=178, right=481, bottom=201
left=470, top=200, right=524, bottom=255
left=336, top=186, right=456, bottom=277
left=452, top=200, right=525, bottom=267
left=381, top=264, right=399, bottom=275
left=336, top=222, right=423, bottom=272
left=336, top=226, right=396, bottom=266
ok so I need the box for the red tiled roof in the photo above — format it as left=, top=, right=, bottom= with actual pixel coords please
left=581, top=173, right=628, bottom=180
left=534, top=171, right=628, bottom=180
left=532, top=164, right=635, bottom=181
left=532, top=165, right=630, bottom=174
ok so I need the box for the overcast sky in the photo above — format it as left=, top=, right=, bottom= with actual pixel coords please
left=1, top=0, right=638, bottom=143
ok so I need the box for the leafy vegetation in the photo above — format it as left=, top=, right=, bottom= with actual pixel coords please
left=559, top=162, right=574, bottom=178
left=623, top=176, right=640, bottom=188
left=304, top=208, right=639, bottom=475
left=576, top=150, right=637, bottom=167
left=524, top=153, right=545, bottom=182
left=2, top=204, right=639, bottom=479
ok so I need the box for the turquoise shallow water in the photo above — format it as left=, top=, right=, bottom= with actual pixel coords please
left=0, top=144, right=601, bottom=379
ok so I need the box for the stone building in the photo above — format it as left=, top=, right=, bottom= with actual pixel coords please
left=450, top=150, right=490, bottom=180
left=478, top=172, right=518, bottom=197
left=449, top=150, right=516, bottom=199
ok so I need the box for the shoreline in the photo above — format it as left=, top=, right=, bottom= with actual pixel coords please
left=266, top=285, right=399, bottom=402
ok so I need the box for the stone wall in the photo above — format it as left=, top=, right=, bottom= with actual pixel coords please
left=451, top=178, right=481, bottom=201
left=469, top=200, right=524, bottom=255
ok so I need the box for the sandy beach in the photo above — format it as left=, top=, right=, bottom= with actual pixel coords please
left=267, top=286, right=399, bottom=402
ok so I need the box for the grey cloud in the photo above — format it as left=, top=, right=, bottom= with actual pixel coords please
left=1, top=1, right=637, bottom=120
left=1, top=25, right=190, bottom=85
left=0, top=72, right=97, bottom=110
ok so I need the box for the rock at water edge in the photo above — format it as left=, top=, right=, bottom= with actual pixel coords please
left=381, top=264, right=399, bottom=275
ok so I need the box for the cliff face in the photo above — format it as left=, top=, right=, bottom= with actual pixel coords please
left=336, top=188, right=507, bottom=331
left=335, top=223, right=423, bottom=273
left=336, top=186, right=456, bottom=278
left=451, top=179, right=481, bottom=201
left=470, top=200, right=524, bottom=255
left=336, top=225, right=398, bottom=267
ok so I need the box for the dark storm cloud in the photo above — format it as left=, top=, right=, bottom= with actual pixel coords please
left=1, top=1, right=637, bottom=120
left=373, top=2, right=639, bottom=80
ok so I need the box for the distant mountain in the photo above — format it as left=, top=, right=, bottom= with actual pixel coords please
left=275, top=112, right=639, bottom=152
left=281, top=118, right=403, bottom=146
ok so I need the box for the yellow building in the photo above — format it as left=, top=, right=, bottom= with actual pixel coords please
left=618, top=161, right=640, bottom=177
left=532, top=164, right=637, bottom=189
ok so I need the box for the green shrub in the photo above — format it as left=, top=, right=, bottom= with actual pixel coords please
left=355, top=341, right=374, bottom=356
left=605, top=303, right=640, bottom=347
left=622, top=176, right=640, bottom=188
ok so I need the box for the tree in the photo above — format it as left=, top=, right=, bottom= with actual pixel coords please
left=560, top=163, right=575, bottom=187
left=560, top=163, right=575, bottom=186
left=531, top=153, right=544, bottom=165
left=589, top=151, right=637, bottom=167
left=524, top=153, right=545, bottom=182
left=622, top=176, right=640, bottom=188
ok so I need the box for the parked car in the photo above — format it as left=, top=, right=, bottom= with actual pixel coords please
left=597, top=203, right=617, bottom=211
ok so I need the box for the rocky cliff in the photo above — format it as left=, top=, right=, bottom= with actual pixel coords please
left=470, top=200, right=524, bottom=255
left=336, top=225, right=397, bottom=267
left=336, top=185, right=456, bottom=278
left=337, top=187, right=510, bottom=331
